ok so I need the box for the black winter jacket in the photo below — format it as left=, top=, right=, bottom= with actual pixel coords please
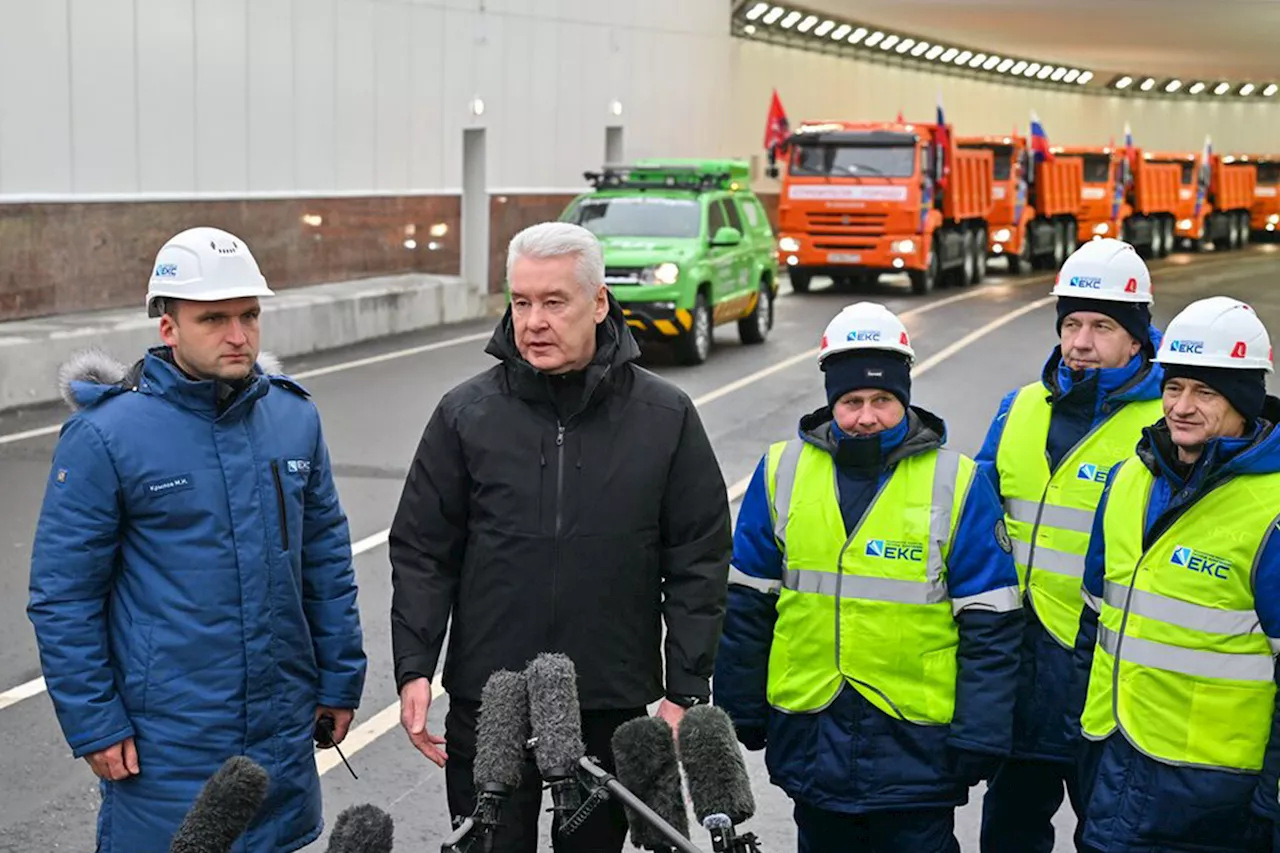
left=389, top=295, right=732, bottom=709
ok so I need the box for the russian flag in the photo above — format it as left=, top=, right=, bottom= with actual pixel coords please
left=1196, top=134, right=1212, bottom=215
left=1030, top=111, right=1054, bottom=163
left=934, top=92, right=950, bottom=190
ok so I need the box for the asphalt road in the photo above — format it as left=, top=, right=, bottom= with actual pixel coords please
left=2, top=245, right=1279, bottom=852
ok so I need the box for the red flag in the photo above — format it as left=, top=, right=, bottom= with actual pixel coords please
left=763, top=89, right=790, bottom=151
left=896, top=110, right=905, bottom=123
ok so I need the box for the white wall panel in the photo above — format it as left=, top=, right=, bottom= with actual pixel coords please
left=440, top=8, right=478, bottom=190
left=292, top=0, right=337, bottom=191
left=69, top=0, right=137, bottom=193
left=193, top=0, right=248, bottom=192
left=0, top=0, right=73, bottom=194
left=408, top=4, right=446, bottom=189
left=247, top=0, right=295, bottom=191
left=134, top=0, right=196, bottom=193
left=334, top=0, right=376, bottom=190
left=374, top=1, right=412, bottom=191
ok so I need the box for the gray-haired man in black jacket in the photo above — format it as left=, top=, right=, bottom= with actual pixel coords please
left=389, top=221, right=732, bottom=853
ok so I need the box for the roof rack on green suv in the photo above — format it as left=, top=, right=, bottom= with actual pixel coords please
left=561, top=158, right=780, bottom=365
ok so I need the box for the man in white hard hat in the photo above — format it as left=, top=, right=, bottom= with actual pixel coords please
left=1073, top=296, right=1280, bottom=853
left=713, top=302, right=1024, bottom=853
left=976, top=238, right=1165, bottom=853
left=27, top=227, right=367, bottom=853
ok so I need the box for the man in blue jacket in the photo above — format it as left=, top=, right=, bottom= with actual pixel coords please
left=975, top=238, right=1164, bottom=852
left=713, top=301, right=1024, bottom=853
left=1073, top=296, right=1280, bottom=853
left=27, top=227, right=367, bottom=853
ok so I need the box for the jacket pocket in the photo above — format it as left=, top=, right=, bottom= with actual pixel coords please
left=120, top=618, right=154, bottom=717
left=271, top=460, right=290, bottom=552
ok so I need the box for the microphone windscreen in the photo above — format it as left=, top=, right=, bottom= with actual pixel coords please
left=325, top=803, right=395, bottom=853
left=526, top=653, right=584, bottom=777
left=676, top=705, right=756, bottom=826
left=169, top=755, right=270, bottom=853
left=474, top=669, right=530, bottom=790
left=611, top=716, right=690, bottom=846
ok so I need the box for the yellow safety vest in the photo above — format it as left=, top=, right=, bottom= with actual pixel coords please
left=1080, top=456, right=1280, bottom=772
left=995, top=382, right=1161, bottom=647
left=755, top=438, right=1001, bottom=724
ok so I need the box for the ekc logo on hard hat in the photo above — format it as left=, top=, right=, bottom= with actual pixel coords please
left=1168, top=339, right=1205, bottom=354
left=1171, top=545, right=1232, bottom=580
left=865, top=539, right=924, bottom=561
left=1076, top=463, right=1111, bottom=483
left=847, top=330, right=882, bottom=342
left=154, top=264, right=179, bottom=278
left=1069, top=276, right=1103, bottom=289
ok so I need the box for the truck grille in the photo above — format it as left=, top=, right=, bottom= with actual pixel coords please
left=805, top=211, right=888, bottom=236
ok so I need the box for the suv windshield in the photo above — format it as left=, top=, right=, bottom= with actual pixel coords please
left=790, top=144, right=916, bottom=178
left=567, top=197, right=702, bottom=239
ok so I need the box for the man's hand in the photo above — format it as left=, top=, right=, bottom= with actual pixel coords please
left=85, top=737, right=140, bottom=781
left=315, top=707, right=355, bottom=748
left=655, top=699, right=687, bottom=733
left=400, top=677, right=447, bottom=767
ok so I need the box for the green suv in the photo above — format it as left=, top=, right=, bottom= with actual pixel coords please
left=560, top=159, right=780, bottom=364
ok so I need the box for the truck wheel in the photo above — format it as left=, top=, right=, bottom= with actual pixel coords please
left=1051, top=224, right=1066, bottom=268
left=910, top=240, right=940, bottom=295
left=1239, top=213, right=1251, bottom=248
left=789, top=270, right=812, bottom=293
left=738, top=280, right=772, bottom=345
left=676, top=292, right=713, bottom=365
left=1062, top=220, right=1078, bottom=258
left=974, top=229, right=988, bottom=282
left=1008, top=228, right=1032, bottom=274
left=1151, top=219, right=1166, bottom=258
left=959, top=231, right=978, bottom=286
left=1165, top=218, right=1177, bottom=254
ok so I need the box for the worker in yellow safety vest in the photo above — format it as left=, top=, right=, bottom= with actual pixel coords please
left=1074, top=296, right=1280, bottom=853
left=713, top=302, right=1025, bottom=853
left=977, top=238, right=1165, bottom=853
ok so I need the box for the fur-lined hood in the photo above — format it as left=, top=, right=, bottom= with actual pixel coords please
left=58, top=347, right=285, bottom=411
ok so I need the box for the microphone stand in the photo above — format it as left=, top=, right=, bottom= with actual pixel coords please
left=440, top=782, right=511, bottom=853
left=567, top=755, right=707, bottom=853
left=701, top=814, right=764, bottom=853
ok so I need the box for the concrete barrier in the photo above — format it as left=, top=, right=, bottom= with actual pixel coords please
left=0, top=273, right=496, bottom=414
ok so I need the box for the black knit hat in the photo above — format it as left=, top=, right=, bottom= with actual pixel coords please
left=822, top=350, right=911, bottom=409
left=1162, top=362, right=1268, bottom=425
left=1056, top=296, right=1152, bottom=352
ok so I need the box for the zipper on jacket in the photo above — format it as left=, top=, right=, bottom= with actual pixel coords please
left=270, top=460, right=289, bottom=550
left=555, top=423, right=566, bottom=535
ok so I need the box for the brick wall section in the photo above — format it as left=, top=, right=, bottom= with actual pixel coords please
left=487, top=193, right=578, bottom=294
left=0, top=196, right=461, bottom=322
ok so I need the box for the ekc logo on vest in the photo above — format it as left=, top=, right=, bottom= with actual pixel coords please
left=1171, top=545, right=1232, bottom=580
left=1076, top=463, right=1112, bottom=483
left=865, top=539, right=924, bottom=561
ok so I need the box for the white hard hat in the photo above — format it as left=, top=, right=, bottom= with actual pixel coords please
left=1155, top=296, right=1273, bottom=372
left=818, top=302, right=915, bottom=366
left=146, top=226, right=275, bottom=317
left=1050, top=238, right=1153, bottom=305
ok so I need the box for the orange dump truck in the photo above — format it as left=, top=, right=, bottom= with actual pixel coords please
left=771, top=120, right=993, bottom=295
left=1051, top=146, right=1125, bottom=246
left=1144, top=151, right=1254, bottom=251
left=1243, top=155, right=1280, bottom=236
left=959, top=135, right=1084, bottom=273
left=1048, top=147, right=1179, bottom=259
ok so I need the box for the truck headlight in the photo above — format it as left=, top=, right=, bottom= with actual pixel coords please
left=1093, top=222, right=1109, bottom=235
left=1269, top=214, right=1279, bottom=225
left=647, top=262, right=680, bottom=285
left=892, top=239, right=916, bottom=254
left=778, top=237, right=801, bottom=252
left=1179, top=219, right=1193, bottom=230
left=993, top=228, right=1012, bottom=243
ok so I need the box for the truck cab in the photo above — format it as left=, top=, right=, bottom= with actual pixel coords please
left=1245, top=155, right=1280, bottom=237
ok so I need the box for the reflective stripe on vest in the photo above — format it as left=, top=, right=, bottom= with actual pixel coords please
left=763, top=438, right=974, bottom=723
left=1080, top=457, right=1280, bottom=772
left=995, top=382, right=1162, bottom=648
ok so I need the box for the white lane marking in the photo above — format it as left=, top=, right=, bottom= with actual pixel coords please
left=310, top=294, right=1065, bottom=771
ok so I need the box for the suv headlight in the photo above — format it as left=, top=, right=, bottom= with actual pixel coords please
left=642, top=262, right=680, bottom=285
left=779, top=237, right=801, bottom=252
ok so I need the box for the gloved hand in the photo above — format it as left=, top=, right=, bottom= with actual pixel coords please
left=947, top=747, right=1003, bottom=787
left=735, top=725, right=767, bottom=752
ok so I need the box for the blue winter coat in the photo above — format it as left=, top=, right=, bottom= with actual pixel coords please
left=27, top=347, right=367, bottom=853
left=713, top=405, right=1024, bottom=815
left=974, top=334, right=1164, bottom=762
left=1072, top=397, right=1280, bottom=852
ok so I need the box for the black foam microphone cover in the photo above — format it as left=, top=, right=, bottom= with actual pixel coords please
left=474, top=668, right=531, bottom=792
left=611, top=716, right=690, bottom=847
left=525, top=653, right=585, bottom=777
left=324, top=803, right=395, bottom=853
left=676, top=705, right=756, bottom=826
left=169, top=755, right=270, bottom=853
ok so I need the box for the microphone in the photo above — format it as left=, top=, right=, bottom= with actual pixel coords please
left=526, top=653, right=586, bottom=829
left=676, top=705, right=760, bottom=853
left=441, top=668, right=532, bottom=853
left=610, top=716, right=690, bottom=851
left=169, top=755, right=270, bottom=853
left=325, top=804, right=395, bottom=853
